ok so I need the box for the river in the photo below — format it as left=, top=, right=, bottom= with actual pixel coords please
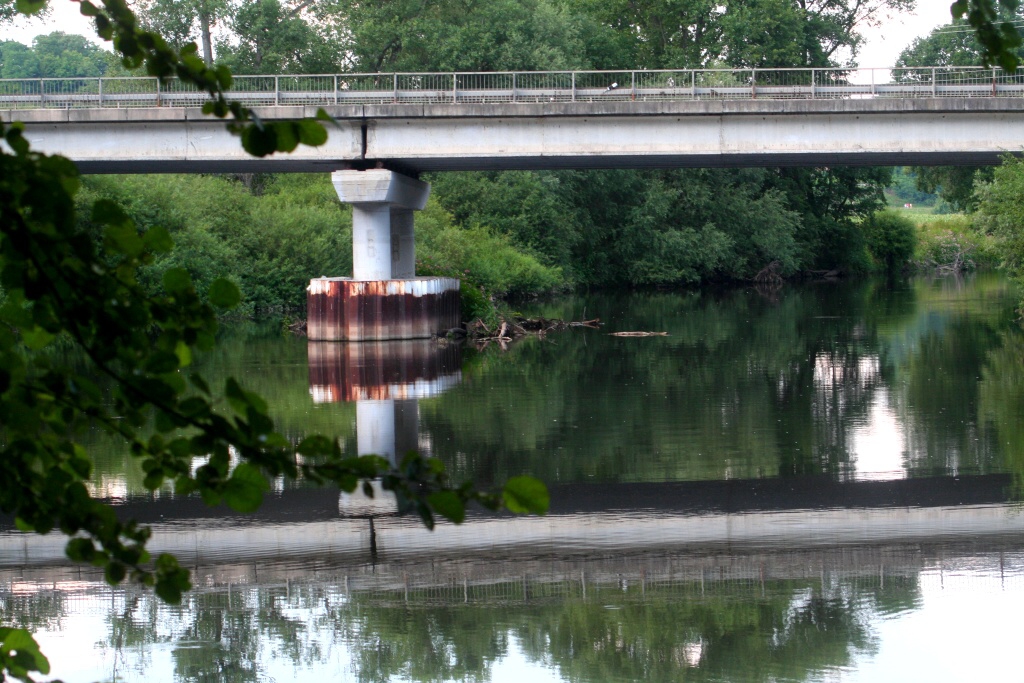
left=4, top=273, right=1024, bottom=682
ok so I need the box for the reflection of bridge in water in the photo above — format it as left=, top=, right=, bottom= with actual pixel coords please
left=3, top=339, right=1023, bottom=596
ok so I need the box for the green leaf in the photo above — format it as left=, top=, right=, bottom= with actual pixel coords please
left=427, top=490, right=466, bottom=524
left=154, top=555, right=191, bottom=604
left=144, top=350, right=180, bottom=374
left=92, top=198, right=131, bottom=226
left=174, top=340, right=192, bottom=368
left=162, top=267, right=193, bottom=294
left=21, top=326, right=54, bottom=350
left=297, top=119, right=328, bottom=146
left=143, top=225, right=174, bottom=253
left=223, top=462, right=269, bottom=513
left=0, top=627, right=50, bottom=675
left=297, top=435, right=333, bottom=456
left=273, top=122, right=299, bottom=152
left=66, top=537, right=96, bottom=562
left=502, top=476, right=550, bottom=515
left=208, top=278, right=241, bottom=309
left=14, top=0, right=46, bottom=15
left=241, top=124, right=277, bottom=157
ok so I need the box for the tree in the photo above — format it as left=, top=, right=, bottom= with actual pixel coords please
left=217, top=0, right=340, bottom=74
left=132, top=0, right=229, bottom=65
left=0, top=1, right=548, bottom=681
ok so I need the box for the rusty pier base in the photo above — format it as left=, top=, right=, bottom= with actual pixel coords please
left=307, top=276, right=460, bottom=341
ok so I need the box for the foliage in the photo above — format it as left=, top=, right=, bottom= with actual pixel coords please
left=0, top=2, right=547, bottom=683
left=886, top=168, right=936, bottom=207
left=76, top=174, right=353, bottom=314
left=132, top=0, right=229, bottom=64
left=321, top=0, right=607, bottom=73
left=951, top=0, right=1024, bottom=70
left=429, top=168, right=882, bottom=287
left=0, top=32, right=111, bottom=78
left=863, top=210, right=917, bottom=272
left=913, top=215, right=999, bottom=271
left=974, top=157, right=1024, bottom=291
left=416, top=199, right=564, bottom=296
left=216, top=0, right=341, bottom=74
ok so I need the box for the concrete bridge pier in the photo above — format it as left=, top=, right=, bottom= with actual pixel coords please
left=307, top=169, right=460, bottom=341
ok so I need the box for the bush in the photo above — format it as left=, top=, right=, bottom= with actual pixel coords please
left=914, top=215, right=998, bottom=272
left=864, top=210, right=917, bottom=272
left=77, top=174, right=350, bottom=315
left=416, top=199, right=566, bottom=298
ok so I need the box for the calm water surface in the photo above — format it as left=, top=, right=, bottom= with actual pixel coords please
left=5, top=274, right=1024, bottom=682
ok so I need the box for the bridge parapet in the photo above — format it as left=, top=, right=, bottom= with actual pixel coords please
left=2, top=66, right=1024, bottom=111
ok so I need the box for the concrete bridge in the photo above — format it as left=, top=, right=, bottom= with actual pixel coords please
left=3, top=67, right=1024, bottom=173
left=6, top=66, right=1022, bottom=340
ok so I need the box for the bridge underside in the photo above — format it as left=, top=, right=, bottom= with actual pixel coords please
left=70, top=151, right=1012, bottom=174
left=8, top=98, right=1024, bottom=174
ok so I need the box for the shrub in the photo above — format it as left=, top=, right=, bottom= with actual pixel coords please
left=863, top=210, right=917, bottom=272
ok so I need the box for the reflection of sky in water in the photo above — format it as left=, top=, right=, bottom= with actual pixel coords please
left=17, top=549, right=1024, bottom=683
left=842, top=564, right=1024, bottom=683
left=850, top=388, right=906, bottom=482
left=815, top=353, right=907, bottom=482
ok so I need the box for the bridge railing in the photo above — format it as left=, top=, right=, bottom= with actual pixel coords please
left=1, top=67, right=1023, bottom=109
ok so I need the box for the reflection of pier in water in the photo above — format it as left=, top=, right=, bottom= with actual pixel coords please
left=4, top=340, right=1024, bottom=591
left=307, top=339, right=462, bottom=461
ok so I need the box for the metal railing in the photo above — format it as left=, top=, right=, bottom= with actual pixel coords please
left=1, top=67, right=1023, bottom=110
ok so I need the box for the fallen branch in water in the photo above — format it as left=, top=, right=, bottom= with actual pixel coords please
left=608, top=331, right=668, bottom=337
left=466, top=316, right=602, bottom=342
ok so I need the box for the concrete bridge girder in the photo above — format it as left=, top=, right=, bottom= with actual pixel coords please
left=5, top=98, right=1024, bottom=173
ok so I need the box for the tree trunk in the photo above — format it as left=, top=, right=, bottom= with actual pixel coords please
left=200, top=9, right=214, bottom=66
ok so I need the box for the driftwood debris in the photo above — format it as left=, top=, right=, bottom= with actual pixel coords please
left=608, top=331, right=668, bottom=337
left=466, top=316, right=602, bottom=344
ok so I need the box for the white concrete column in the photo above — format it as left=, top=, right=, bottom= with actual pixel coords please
left=352, top=204, right=392, bottom=280
left=356, top=399, right=396, bottom=464
left=390, top=209, right=416, bottom=279
left=332, top=170, right=430, bottom=282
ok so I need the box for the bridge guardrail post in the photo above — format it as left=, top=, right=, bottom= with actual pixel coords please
left=751, top=68, right=756, bottom=99
left=691, top=70, right=695, bottom=99
left=512, top=72, right=517, bottom=103
left=38, top=79, right=43, bottom=107
left=334, top=75, right=338, bottom=105
left=393, top=73, right=398, bottom=104
left=572, top=72, right=576, bottom=102
left=811, top=69, right=815, bottom=99
left=275, top=76, right=280, bottom=106
left=98, top=78, right=103, bottom=107
left=631, top=71, right=636, bottom=101
left=931, top=67, right=936, bottom=97
left=452, top=73, right=457, bottom=104
left=993, top=68, right=997, bottom=97
left=156, top=77, right=161, bottom=107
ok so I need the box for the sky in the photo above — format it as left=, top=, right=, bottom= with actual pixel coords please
left=0, top=0, right=960, bottom=71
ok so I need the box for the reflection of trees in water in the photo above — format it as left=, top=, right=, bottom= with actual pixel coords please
left=420, top=275, right=1020, bottom=486
left=67, top=274, right=1024, bottom=492
left=0, top=590, right=66, bottom=633
left=979, top=330, right=1024, bottom=492
left=423, top=283, right=883, bottom=484
left=8, top=565, right=925, bottom=683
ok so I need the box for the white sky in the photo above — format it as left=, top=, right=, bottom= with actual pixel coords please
left=0, top=0, right=959, bottom=70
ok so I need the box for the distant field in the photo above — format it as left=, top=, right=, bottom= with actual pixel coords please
left=888, top=205, right=962, bottom=223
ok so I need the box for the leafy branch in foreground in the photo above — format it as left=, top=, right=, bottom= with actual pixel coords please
left=0, top=118, right=548, bottom=681
left=15, top=0, right=328, bottom=156
left=952, top=0, right=1024, bottom=70
left=0, top=2, right=548, bottom=682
